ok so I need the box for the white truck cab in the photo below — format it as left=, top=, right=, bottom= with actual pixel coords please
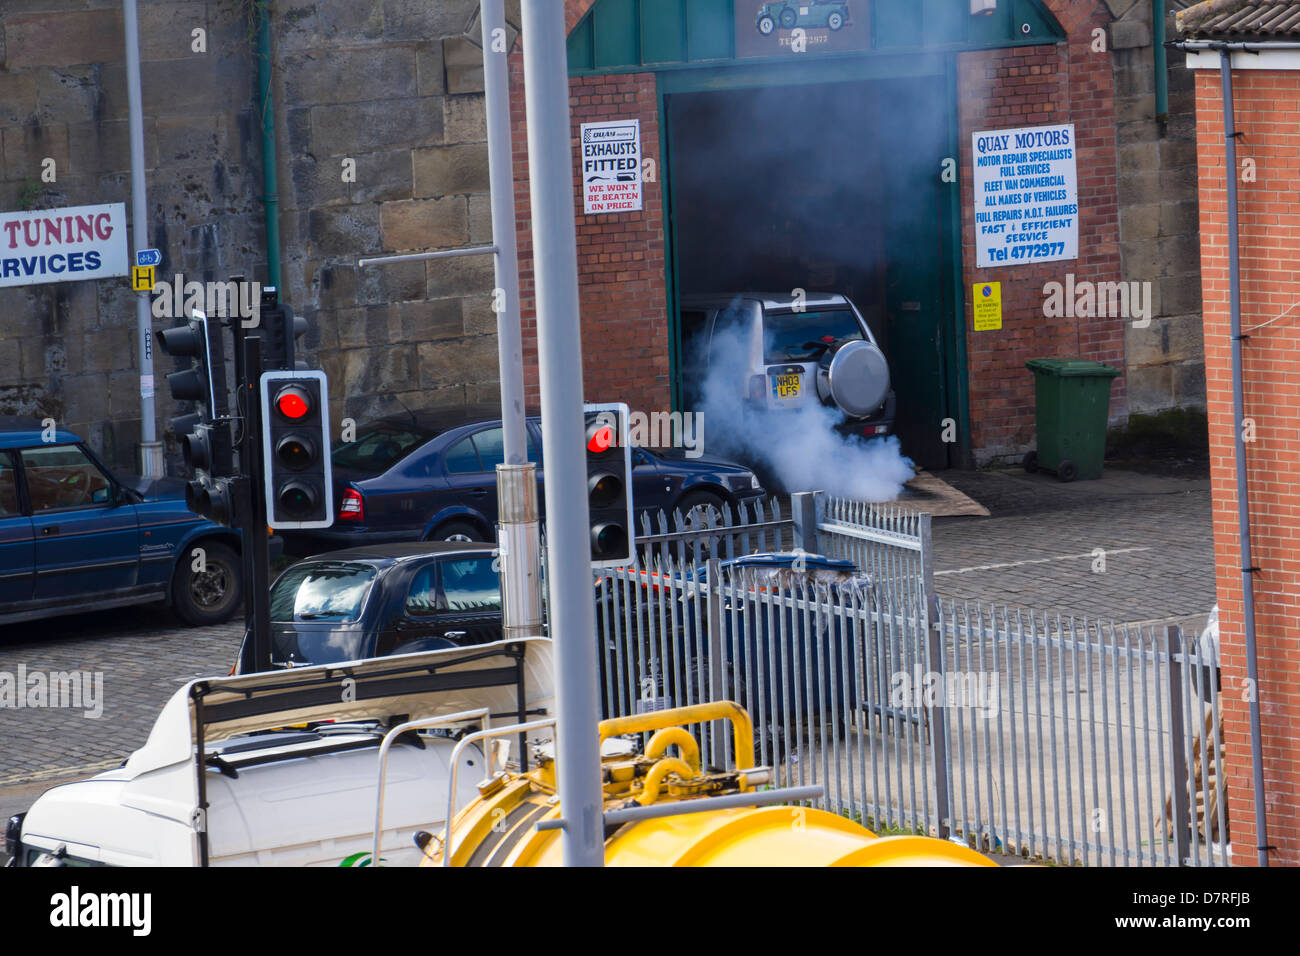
left=7, top=638, right=554, bottom=867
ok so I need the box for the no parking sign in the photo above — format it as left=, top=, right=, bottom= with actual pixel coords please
left=973, top=282, right=1002, bottom=331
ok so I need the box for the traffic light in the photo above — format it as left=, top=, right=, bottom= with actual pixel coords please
left=156, top=311, right=236, bottom=526
left=258, top=286, right=308, bottom=372
left=584, top=402, right=634, bottom=566
left=260, top=369, right=333, bottom=529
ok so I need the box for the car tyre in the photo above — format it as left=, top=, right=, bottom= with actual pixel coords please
left=675, top=490, right=728, bottom=531
left=779, top=8, right=797, bottom=28
left=828, top=11, right=844, bottom=30
left=1022, top=450, right=1039, bottom=474
left=172, top=540, right=242, bottom=627
left=429, top=520, right=485, bottom=543
left=757, top=15, right=776, bottom=35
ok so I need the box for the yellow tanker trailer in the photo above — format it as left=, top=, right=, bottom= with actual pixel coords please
left=415, top=702, right=995, bottom=867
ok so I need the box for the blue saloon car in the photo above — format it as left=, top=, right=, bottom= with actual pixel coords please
left=0, top=421, right=244, bottom=627
left=287, top=406, right=766, bottom=553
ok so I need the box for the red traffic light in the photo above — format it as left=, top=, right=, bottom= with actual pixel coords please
left=587, top=424, right=614, bottom=454
left=275, top=385, right=310, bottom=420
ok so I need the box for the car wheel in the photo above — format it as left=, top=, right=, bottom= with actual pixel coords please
left=675, top=490, right=728, bottom=531
left=779, top=8, right=797, bottom=28
left=828, top=11, right=844, bottom=30
left=1022, top=450, right=1039, bottom=474
left=429, top=520, right=484, bottom=543
left=757, top=15, right=776, bottom=34
left=172, top=541, right=242, bottom=627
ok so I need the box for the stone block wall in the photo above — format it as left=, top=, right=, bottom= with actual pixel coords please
left=1108, top=0, right=1206, bottom=415
left=0, top=0, right=506, bottom=473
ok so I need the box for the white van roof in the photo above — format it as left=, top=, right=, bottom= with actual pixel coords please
left=124, top=637, right=555, bottom=778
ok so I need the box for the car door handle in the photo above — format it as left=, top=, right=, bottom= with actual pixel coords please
left=41, top=526, right=59, bottom=536
left=443, top=630, right=468, bottom=640
left=466, top=487, right=488, bottom=497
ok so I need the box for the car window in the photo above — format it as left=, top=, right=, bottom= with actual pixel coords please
left=270, top=562, right=377, bottom=623
left=762, top=309, right=863, bottom=363
left=472, top=427, right=540, bottom=470
left=0, top=451, right=19, bottom=515
left=20, top=444, right=112, bottom=513
left=332, top=424, right=430, bottom=473
left=405, top=565, right=442, bottom=616
left=444, top=436, right=483, bottom=474
left=441, top=556, right=501, bottom=612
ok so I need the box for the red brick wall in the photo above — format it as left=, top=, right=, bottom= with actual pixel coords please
left=509, top=54, right=668, bottom=413
left=958, top=0, right=1125, bottom=463
left=1194, top=66, right=1300, bottom=867
left=512, top=0, right=1123, bottom=447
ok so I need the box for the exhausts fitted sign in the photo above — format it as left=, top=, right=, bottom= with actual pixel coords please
left=0, top=202, right=129, bottom=288
left=581, top=120, right=642, bottom=215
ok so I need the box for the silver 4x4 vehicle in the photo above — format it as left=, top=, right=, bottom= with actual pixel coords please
left=680, top=292, right=895, bottom=437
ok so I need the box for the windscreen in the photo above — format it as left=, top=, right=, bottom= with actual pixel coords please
left=762, top=309, right=862, bottom=364
left=331, top=423, right=431, bottom=474
left=270, top=562, right=377, bottom=623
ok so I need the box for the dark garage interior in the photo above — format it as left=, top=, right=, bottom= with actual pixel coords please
left=666, top=75, right=957, bottom=469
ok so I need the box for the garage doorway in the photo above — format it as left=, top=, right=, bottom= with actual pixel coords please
left=665, top=74, right=959, bottom=470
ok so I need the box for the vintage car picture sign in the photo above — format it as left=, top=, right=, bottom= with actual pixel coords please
left=735, top=1, right=871, bottom=58
left=0, top=202, right=130, bottom=288
left=581, top=120, right=643, bottom=215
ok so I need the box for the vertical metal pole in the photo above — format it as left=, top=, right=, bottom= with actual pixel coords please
left=1153, top=0, right=1168, bottom=124
left=706, top=557, right=725, bottom=770
left=256, top=2, right=282, bottom=292
left=483, top=0, right=527, bottom=467
left=483, top=0, right=543, bottom=637
left=1220, top=50, right=1269, bottom=868
left=791, top=491, right=821, bottom=555
left=1166, top=625, right=1191, bottom=865
left=520, top=0, right=604, bottom=867
left=241, top=334, right=273, bottom=672
left=123, top=0, right=162, bottom=476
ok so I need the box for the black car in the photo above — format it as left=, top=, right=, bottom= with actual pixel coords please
left=285, top=406, right=765, bottom=554
left=234, top=542, right=504, bottom=672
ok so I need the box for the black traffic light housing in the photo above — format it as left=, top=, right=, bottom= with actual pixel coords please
left=584, top=402, right=634, bottom=566
left=258, top=286, right=308, bottom=372
left=155, top=311, right=236, bottom=527
left=260, top=369, right=333, bottom=529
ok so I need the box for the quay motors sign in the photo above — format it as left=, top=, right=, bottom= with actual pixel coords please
left=972, top=124, right=1079, bottom=268
left=0, top=202, right=129, bottom=288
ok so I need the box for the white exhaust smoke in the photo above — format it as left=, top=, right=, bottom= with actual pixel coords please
left=696, top=321, right=915, bottom=501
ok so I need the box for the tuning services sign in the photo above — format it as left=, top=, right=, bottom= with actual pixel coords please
left=0, top=202, right=129, bottom=288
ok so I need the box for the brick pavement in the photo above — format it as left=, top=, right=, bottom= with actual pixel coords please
left=0, top=605, right=241, bottom=785
left=930, top=467, right=1214, bottom=628
left=0, top=466, right=1214, bottom=813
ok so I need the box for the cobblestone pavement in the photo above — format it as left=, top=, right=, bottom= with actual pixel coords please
left=930, top=467, right=1214, bottom=628
left=0, top=605, right=241, bottom=785
left=0, top=467, right=1214, bottom=829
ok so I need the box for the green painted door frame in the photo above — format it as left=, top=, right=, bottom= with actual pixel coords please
left=570, top=1, right=1067, bottom=467
left=654, top=51, right=970, bottom=465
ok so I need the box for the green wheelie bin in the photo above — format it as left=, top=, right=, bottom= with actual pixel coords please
left=1023, top=358, right=1120, bottom=482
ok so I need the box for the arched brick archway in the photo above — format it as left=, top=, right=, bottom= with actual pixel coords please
left=564, top=0, right=1114, bottom=38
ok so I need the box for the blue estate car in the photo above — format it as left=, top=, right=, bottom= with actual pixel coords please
left=287, top=406, right=766, bottom=553
left=0, top=421, right=244, bottom=627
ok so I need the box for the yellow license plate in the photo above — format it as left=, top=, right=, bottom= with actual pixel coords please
left=772, top=373, right=802, bottom=400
